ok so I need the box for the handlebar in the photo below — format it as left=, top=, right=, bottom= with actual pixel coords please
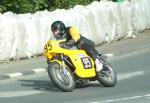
left=59, top=41, right=70, bottom=49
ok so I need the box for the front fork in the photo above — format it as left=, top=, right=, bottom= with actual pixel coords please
left=60, top=53, right=68, bottom=75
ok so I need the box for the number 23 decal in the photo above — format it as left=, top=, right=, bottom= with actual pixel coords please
left=81, top=57, right=92, bottom=69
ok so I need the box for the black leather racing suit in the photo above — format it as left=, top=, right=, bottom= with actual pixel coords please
left=65, top=26, right=98, bottom=60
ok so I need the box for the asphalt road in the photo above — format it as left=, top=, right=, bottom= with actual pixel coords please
left=0, top=30, right=150, bottom=103
left=0, top=47, right=149, bottom=103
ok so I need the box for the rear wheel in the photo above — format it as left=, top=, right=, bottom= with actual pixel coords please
left=47, top=62, right=75, bottom=92
left=97, top=58, right=117, bottom=87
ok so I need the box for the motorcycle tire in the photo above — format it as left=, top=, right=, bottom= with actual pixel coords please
left=97, top=58, right=117, bottom=87
left=47, top=61, right=75, bottom=92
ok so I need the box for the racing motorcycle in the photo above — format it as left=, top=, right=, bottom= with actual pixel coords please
left=43, top=39, right=117, bottom=92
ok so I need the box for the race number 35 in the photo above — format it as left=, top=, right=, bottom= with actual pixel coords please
left=81, top=57, right=92, bottom=69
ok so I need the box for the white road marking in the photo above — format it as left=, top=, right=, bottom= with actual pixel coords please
left=104, top=54, right=114, bottom=59
left=2, top=68, right=47, bottom=78
left=117, top=71, right=144, bottom=81
left=0, top=91, right=44, bottom=97
left=31, top=68, right=47, bottom=73
left=0, top=70, right=145, bottom=98
left=89, top=71, right=146, bottom=103
left=90, top=71, right=144, bottom=84
left=89, top=94, right=150, bottom=103
left=5, top=72, right=23, bottom=78
left=112, top=48, right=150, bottom=62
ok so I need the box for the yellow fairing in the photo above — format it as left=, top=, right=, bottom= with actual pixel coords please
left=69, top=52, right=96, bottom=78
left=44, top=40, right=96, bottom=78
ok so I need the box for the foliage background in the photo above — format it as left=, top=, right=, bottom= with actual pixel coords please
left=0, top=0, right=99, bottom=14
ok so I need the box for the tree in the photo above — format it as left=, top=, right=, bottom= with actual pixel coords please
left=0, top=0, right=50, bottom=14
left=0, top=0, right=95, bottom=14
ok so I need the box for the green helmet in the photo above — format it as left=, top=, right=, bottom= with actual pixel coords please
left=51, top=21, right=66, bottom=39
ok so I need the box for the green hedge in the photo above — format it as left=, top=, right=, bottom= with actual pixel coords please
left=0, top=0, right=98, bottom=14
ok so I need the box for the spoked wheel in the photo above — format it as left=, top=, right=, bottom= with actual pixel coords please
left=97, top=58, right=117, bottom=87
left=47, top=62, right=75, bottom=92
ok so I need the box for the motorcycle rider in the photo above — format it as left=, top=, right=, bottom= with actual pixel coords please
left=51, top=20, right=102, bottom=72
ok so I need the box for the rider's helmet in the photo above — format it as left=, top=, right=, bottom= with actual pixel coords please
left=51, top=20, right=66, bottom=39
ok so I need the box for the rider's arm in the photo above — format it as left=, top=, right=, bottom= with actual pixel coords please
left=65, top=26, right=80, bottom=47
left=69, top=26, right=80, bottom=43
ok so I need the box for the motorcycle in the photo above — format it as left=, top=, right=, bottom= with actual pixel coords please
left=43, top=39, right=117, bottom=92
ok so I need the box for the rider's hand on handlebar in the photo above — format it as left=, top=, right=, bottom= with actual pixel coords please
left=60, top=39, right=75, bottom=49
left=65, top=40, right=75, bottom=47
left=59, top=41, right=70, bottom=49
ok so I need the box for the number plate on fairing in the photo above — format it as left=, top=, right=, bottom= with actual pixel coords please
left=81, top=57, right=92, bottom=69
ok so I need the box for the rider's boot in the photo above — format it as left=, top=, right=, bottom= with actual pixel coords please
left=95, top=58, right=103, bottom=73
left=88, top=49, right=103, bottom=73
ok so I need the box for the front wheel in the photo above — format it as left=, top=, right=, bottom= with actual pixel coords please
left=47, top=61, right=75, bottom=92
left=97, top=58, right=117, bottom=87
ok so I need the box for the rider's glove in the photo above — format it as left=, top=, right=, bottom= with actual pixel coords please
left=65, top=40, right=75, bottom=47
